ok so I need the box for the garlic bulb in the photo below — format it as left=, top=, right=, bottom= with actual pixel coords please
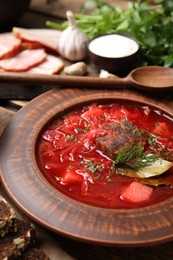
left=58, top=10, right=89, bottom=61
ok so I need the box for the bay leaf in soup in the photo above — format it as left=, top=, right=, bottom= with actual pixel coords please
left=136, top=158, right=173, bottom=178
left=139, top=171, right=173, bottom=186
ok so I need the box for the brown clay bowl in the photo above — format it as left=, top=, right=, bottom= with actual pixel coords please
left=0, top=88, right=173, bottom=246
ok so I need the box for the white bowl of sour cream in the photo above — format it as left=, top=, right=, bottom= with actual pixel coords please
left=88, top=34, right=140, bottom=75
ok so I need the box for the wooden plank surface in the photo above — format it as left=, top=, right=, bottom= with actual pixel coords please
left=19, top=0, right=129, bottom=28
left=30, top=0, right=128, bottom=19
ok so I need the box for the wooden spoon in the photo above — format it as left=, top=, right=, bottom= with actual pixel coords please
left=0, top=66, right=173, bottom=90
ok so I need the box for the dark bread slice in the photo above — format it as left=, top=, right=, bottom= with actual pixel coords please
left=0, top=196, right=16, bottom=237
left=0, top=218, right=36, bottom=259
left=0, top=195, right=51, bottom=259
left=18, top=248, right=50, bottom=260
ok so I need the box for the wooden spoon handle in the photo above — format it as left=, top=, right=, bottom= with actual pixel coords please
left=0, top=72, right=131, bottom=88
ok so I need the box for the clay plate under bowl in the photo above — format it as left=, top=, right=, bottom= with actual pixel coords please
left=0, top=88, right=173, bottom=247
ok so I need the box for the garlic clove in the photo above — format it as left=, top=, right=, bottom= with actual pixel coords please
left=99, top=69, right=118, bottom=78
left=63, top=62, right=87, bottom=76
left=58, top=10, right=89, bottom=61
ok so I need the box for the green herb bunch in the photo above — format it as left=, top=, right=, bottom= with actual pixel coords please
left=47, top=0, right=173, bottom=67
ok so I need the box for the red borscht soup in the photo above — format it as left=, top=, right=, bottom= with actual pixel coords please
left=37, top=103, right=173, bottom=209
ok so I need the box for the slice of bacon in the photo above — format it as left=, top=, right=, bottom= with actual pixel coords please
left=0, top=49, right=47, bottom=72
left=0, top=33, right=21, bottom=59
left=27, top=54, right=64, bottom=75
left=21, top=40, right=43, bottom=50
left=13, top=27, right=61, bottom=53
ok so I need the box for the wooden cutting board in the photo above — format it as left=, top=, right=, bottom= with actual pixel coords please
left=30, top=0, right=128, bottom=19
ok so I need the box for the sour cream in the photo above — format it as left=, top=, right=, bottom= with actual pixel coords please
left=88, top=34, right=139, bottom=58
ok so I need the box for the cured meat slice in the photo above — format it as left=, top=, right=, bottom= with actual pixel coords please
left=13, top=27, right=61, bottom=53
left=21, top=40, right=43, bottom=50
left=0, top=49, right=46, bottom=72
left=27, top=54, right=64, bottom=75
left=0, top=33, right=21, bottom=59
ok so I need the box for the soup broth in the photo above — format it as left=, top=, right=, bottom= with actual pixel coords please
left=37, top=103, right=173, bottom=209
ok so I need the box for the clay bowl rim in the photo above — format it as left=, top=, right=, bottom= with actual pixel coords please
left=0, top=88, right=173, bottom=247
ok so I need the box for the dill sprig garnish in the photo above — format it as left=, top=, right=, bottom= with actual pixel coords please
left=114, top=142, right=158, bottom=170
left=79, top=159, right=102, bottom=179
left=86, top=160, right=99, bottom=173
left=65, top=135, right=77, bottom=141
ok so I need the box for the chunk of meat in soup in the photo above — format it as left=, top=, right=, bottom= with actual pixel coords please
left=95, top=120, right=145, bottom=159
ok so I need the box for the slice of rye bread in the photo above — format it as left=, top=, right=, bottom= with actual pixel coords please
left=0, top=218, right=36, bottom=260
left=0, top=196, right=16, bottom=237
left=18, top=248, right=50, bottom=260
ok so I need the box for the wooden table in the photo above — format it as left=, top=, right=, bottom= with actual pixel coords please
left=1, top=1, right=173, bottom=259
